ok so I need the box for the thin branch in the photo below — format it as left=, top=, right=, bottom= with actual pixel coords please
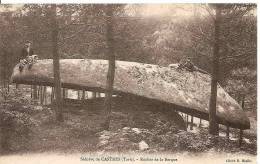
left=58, top=25, right=104, bottom=46
left=58, top=11, right=86, bottom=30
left=220, top=52, right=255, bottom=60
left=201, top=5, right=216, bottom=20
left=58, top=28, right=87, bottom=46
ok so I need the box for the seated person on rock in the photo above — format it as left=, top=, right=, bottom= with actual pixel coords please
left=19, top=40, right=38, bottom=72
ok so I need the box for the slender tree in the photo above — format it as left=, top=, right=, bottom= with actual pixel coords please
left=103, top=5, right=116, bottom=130
left=208, top=5, right=222, bottom=135
left=50, top=4, right=63, bottom=122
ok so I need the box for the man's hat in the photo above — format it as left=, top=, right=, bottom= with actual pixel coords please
left=25, top=40, right=32, bottom=44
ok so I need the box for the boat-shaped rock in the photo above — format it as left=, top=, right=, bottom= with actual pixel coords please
left=11, top=59, right=250, bottom=130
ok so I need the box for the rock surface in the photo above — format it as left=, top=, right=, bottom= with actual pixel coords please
left=11, top=59, right=250, bottom=129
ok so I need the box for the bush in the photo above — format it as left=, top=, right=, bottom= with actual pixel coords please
left=0, top=87, right=38, bottom=153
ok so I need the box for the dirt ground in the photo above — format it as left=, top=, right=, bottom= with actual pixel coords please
left=0, top=86, right=257, bottom=156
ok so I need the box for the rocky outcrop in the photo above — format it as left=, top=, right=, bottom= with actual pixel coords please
left=11, top=59, right=250, bottom=129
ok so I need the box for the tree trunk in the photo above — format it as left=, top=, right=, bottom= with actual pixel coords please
left=190, top=116, right=194, bottom=130
left=44, top=86, right=47, bottom=105
left=51, top=4, right=63, bottom=122
left=33, top=85, right=37, bottom=99
left=2, top=50, right=7, bottom=89
left=82, top=90, right=85, bottom=100
left=103, top=5, right=115, bottom=130
left=51, top=87, right=55, bottom=103
left=209, top=6, right=221, bottom=135
left=92, top=92, right=97, bottom=98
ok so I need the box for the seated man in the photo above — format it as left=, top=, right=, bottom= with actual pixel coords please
left=177, top=58, right=209, bottom=75
left=19, top=40, right=37, bottom=72
left=177, top=58, right=196, bottom=72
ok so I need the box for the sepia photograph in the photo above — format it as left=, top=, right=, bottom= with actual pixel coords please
left=0, top=3, right=257, bottom=163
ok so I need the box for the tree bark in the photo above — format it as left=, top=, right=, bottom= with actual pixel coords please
left=33, top=85, right=37, bottom=99
left=44, top=86, right=47, bottom=105
left=51, top=4, right=63, bottom=122
left=239, top=129, right=243, bottom=147
left=82, top=90, right=85, bottom=100
left=51, top=87, right=55, bottom=103
left=103, top=5, right=115, bottom=130
left=1, top=50, right=8, bottom=89
left=190, top=116, right=194, bottom=130
left=209, top=6, right=221, bottom=135
left=226, top=125, right=230, bottom=140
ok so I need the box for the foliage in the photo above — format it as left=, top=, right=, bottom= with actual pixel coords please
left=224, top=67, right=256, bottom=111
left=0, top=88, right=38, bottom=152
left=97, top=124, right=256, bottom=154
left=0, top=4, right=257, bottom=112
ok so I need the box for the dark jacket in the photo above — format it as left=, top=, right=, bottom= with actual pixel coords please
left=19, top=47, right=34, bottom=60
